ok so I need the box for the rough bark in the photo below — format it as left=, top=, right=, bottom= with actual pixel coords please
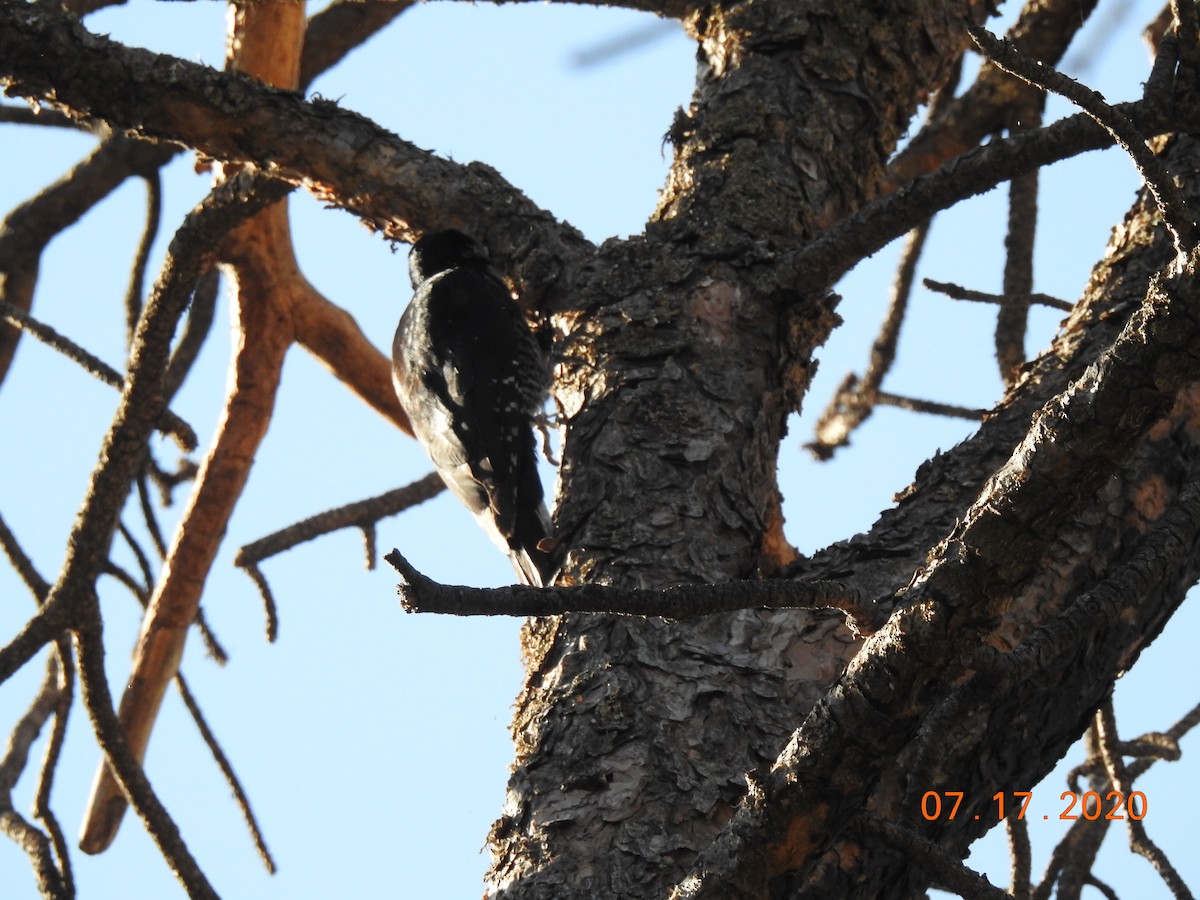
left=489, top=2, right=995, bottom=898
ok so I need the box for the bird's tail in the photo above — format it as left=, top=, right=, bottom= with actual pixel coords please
left=509, top=502, right=556, bottom=587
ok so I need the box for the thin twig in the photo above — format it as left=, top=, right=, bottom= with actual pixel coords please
left=74, top=604, right=218, bottom=899
left=234, top=473, right=446, bottom=638
left=997, top=103, right=1043, bottom=386
left=34, top=639, right=73, bottom=898
left=0, top=297, right=197, bottom=451
left=119, top=521, right=155, bottom=593
left=136, top=473, right=168, bottom=558
left=924, top=278, right=1072, bottom=311
left=125, top=170, right=163, bottom=348
left=162, top=268, right=219, bottom=404
left=174, top=672, right=275, bottom=874
left=807, top=223, right=932, bottom=459
left=874, top=392, right=986, bottom=420
left=0, top=652, right=69, bottom=899
left=0, top=509, right=51, bottom=599
left=236, top=473, right=445, bottom=568
left=887, top=0, right=1098, bottom=187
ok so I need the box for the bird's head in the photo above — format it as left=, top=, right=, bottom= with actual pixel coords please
left=408, top=229, right=492, bottom=287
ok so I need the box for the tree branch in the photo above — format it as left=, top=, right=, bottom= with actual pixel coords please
left=795, top=98, right=1181, bottom=290
left=924, top=278, right=1073, bottom=312
left=0, top=653, right=69, bottom=900
left=0, top=0, right=594, bottom=310
left=0, top=297, right=197, bottom=451
left=886, top=0, right=1098, bottom=188
left=0, top=172, right=291, bottom=686
left=969, top=24, right=1197, bottom=254
left=386, top=549, right=885, bottom=635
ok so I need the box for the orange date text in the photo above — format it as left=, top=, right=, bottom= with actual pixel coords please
left=919, top=790, right=1146, bottom=822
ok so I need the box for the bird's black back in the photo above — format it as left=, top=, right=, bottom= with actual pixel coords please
left=393, top=231, right=553, bottom=585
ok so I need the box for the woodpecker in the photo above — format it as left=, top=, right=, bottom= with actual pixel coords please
left=391, top=229, right=555, bottom=586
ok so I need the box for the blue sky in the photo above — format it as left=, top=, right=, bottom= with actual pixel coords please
left=0, top=1, right=1195, bottom=897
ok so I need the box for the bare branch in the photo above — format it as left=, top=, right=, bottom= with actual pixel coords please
left=0, top=297, right=197, bottom=451
left=887, top=0, right=1098, bottom=188
left=874, top=392, right=986, bottom=420
left=174, top=672, right=275, bottom=874
left=924, top=278, right=1072, bottom=311
left=797, top=97, right=1180, bottom=291
left=0, top=0, right=594, bottom=310
left=996, top=105, right=1042, bottom=386
left=968, top=25, right=1197, bottom=254
left=124, top=171, right=163, bottom=348
left=74, top=601, right=218, bottom=898
left=807, top=223, right=931, bottom=459
left=0, top=134, right=177, bottom=389
left=237, top=473, right=445, bottom=569
left=1095, top=703, right=1193, bottom=900
left=0, top=653, right=69, bottom=900
left=1007, top=812, right=1032, bottom=900
left=386, top=549, right=884, bottom=635
left=0, top=510, right=51, bottom=601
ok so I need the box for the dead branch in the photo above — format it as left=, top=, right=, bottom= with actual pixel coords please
left=924, top=278, right=1072, bottom=311
left=1007, top=812, right=1032, bottom=900
left=233, top=473, right=445, bottom=640
left=73, top=599, right=218, bottom=899
left=807, top=223, right=932, bottom=459
left=174, top=672, right=275, bottom=874
left=385, top=549, right=884, bottom=635
left=80, top=0, right=307, bottom=853
left=124, top=170, right=162, bottom=347
left=0, top=297, right=197, bottom=451
left=796, top=95, right=1182, bottom=293
left=874, top=392, right=986, bottom=420
left=0, top=652, right=69, bottom=899
left=236, top=472, right=445, bottom=570
left=1095, top=703, right=1192, bottom=900
left=996, top=103, right=1043, bottom=386
left=0, top=135, right=177, bottom=388
left=0, top=0, right=594, bottom=311
left=34, top=637, right=73, bottom=898
left=1036, top=727, right=1113, bottom=900
left=969, top=24, right=1197, bottom=255
left=887, top=0, right=1098, bottom=188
